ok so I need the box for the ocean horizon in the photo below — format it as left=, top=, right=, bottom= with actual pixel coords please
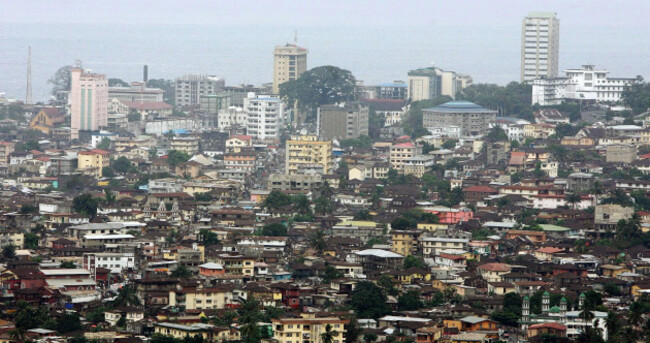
left=1, top=22, right=647, bottom=102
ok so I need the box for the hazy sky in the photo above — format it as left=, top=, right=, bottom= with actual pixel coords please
left=3, top=0, right=649, bottom=28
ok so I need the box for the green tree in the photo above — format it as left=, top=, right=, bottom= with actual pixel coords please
left=291, top=194, right=312, bottom=215
left=349, top=281, right=391, bottom=319
left=199, top=229, right=220, bottom=245
left=24, top=232, right=39, bottom=249
left=261, top=223, right=287, bottom=237
left=171, top=265, right=192, bottom=278
left=102, top=166, right=116, bottom=178
left=60, top=261, right=76, bottom=268
left=397, top=290, right=424, bottom=311
left=403, top=255, right=426, bottom=270
left=72, top=193, right=99, bottom=218
left=128, top=111, right=142, bottom=122
left=310, top=231, right=327, bottom=252
left=85, top=307, right=106, bottom=324
left=565, top=193, right=582, bottom=210
left=112, top=156, right=134, bottom=174
left=112, top=286, right=141, bottom=307
left=108, top=78, right=129, bottom=87
left=486, top=126, right=509, bottom=142
left=263, top=190, right=292, bottom=211
left=279, top=66, right=357, bottom=122
left=57, top=312, right=82, bottom=333
left=323, top=265, right=343, bottom=283
left=442, top=139, right=458, bottom=149
left=457, top=82, right=533, bottom=121
left=314, top=197, right=334, bottom=216
left=96, top=137, right=111, bottom=150
left=378, top=275, right=398, bottom=296
left=622, top=76, right=650, bottom=114
left=19, top=205, right=38, bottom=214
left=166, top=149, right=191, bottom=166
left=321, top=323, right=338, bottom=343
left=48, top=65, right=73, bottom=95
left=2, top=244, right=16, bottom=259
left=238, top=297, right=263, bottom=343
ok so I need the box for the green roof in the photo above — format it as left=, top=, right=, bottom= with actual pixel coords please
left=543, top=291, right=550, bottom=296
left=550, top=306, right=560, bottom=313
left=539, top=224, right=573, bottom=232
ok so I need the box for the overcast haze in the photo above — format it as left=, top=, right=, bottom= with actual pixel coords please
left=1, top=0, right=649, bottom=101
left=3, top=0, right=649, bottom=27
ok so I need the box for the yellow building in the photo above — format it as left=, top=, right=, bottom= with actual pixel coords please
left=272, top=314, right=348, bottom=343
left=209, top=254, right=255, bottom=276
left=0, top=142, right=15, bottom=164
left=154, top=322, right=216, bottom=341
left=285, top=135, right=333, bottom=175
left=168, top=286, right=234, bottom=310
left=273, top=43, right=308, bottom=95
left=417, top=223, right=449, bottom=232
left=77, top=149, right=110, bottom=178
left=171, top=136, right=200, bottom=155
left=391, top=230, right=420, bottom=256
left=29, top=107, right=64, bottom=134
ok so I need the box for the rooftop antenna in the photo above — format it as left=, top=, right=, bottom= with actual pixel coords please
left=75, top=59, right=83, bottom=69
left=294, top=29, right=298, bottom=44
left=26, top=46, right=32, bottom=105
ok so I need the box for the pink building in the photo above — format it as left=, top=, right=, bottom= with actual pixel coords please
left=70, top=68, right=108, bottom=139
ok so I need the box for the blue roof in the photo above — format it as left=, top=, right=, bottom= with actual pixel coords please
left=425, top=101, right=496, bottom=113
left=378, top=83, right=407, bottom=88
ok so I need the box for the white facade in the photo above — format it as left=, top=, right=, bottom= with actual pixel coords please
left=521, top=12, right=560, bottom=82
left=244, top=93, right=284, bottom=141
left=217, top=106, right=247, bottom=131
left=532, top=65, right=635, bottom=106
left=84, top=252, right=136, bottom=274
left=175, top=75, right=225, bottom=107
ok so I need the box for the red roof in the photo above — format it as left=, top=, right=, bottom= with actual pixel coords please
left=392, top=142, right=415, bottom=148
left=536, top=247, right=563, bottom=254
left=478, top=263, right=511, bottom=272
left=463, top=185, right=498, bottom=193
left=529, top=323, right=566, bottom=331
left=438, top=253, right=466, bottom=261
left=509, top=151, right=526, bottom=166
left=79, top=149, right=110, bottom=155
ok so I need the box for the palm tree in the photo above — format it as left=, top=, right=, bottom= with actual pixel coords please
left=565, top=192, right=582, bottom=210
left=320, top=323, right=338, bottom=343
left=605, top=311, right=620, bottom=334
left=112, top=285, right=141, bottom=307
left=579, top=308, right=595, bottom=326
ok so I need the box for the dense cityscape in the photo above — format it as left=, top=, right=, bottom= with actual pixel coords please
left=0, top=6, right=650, bottom=343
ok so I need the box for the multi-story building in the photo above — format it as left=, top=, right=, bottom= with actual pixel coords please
left=244, top=93, right=284, bottom=141
left=407, top=67, right=472, bottom=101
left=389, top=142, right=421, bottom=171
left=606, top=144, right=636, bottom=163
left=108, top=82, right=164, bottom=102
left=531, top=65, right=636, bottom=106
left=223, top=152, right=257, bottom=173
left=170, top=136, right=200, bottom=155
left=225, top=85, right=270, bottom=107
left=0, top=142, right=15, bottom=164
left=272, top=314, right=349, bottom=343
left=70, top=68, right=109, bottom=139
left=285, top=135, right=333, bottom=175
left=423, top=101, right=497, bottom=137
left=391, top=230, right=420, bottom=256
left=374, top=81, right=408, bottom=100
left=199, top=93, right=230, bottom=114
left=521, top=12, right=560, bottom=82
left=168, top=285, right=234, bottom=310
left=77, top=149, right=110, bottom=178
left=318, top=102, right=369, bottom=140
left=217, top=106, right=247, bottom=131
left=175, top=75, right=225, bottom=107
left=273, top=43, right=308, bottom=94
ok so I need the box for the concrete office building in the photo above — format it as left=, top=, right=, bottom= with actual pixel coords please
left=531, top=65, right=635, bottom=106
left=199, top=93, right=231, bottom=114
left=272, top=43, right=308, bottom=94
left=521, top=12, right=560, bottom=82
left=108, top=82, right=164, bottom=102
left=407, top=67, right=472, bottom=101
left=70, top=68, right=109, bottom=139
left=244, top=93, right=284, bottom=141
left=285, top=135, right=333, bottom=175
left=318, top=102, right=369, bottom=140
left=423, top=101, right=497, bottom=137
left=175, top=75, right=225, bottom=107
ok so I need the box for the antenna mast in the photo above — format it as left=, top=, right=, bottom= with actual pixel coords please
left=26, top=46, right=32, bottom=105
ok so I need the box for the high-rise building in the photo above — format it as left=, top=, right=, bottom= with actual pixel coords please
left=285, top=135, right=333, bottom=175
left=272, top=43, right=308, bottom=94
left=521, top=12, right=560, bottom=82
left=70, top=68, right=108, bottom=139
left=244, top=93, right=284, bottom=141
left=175, top=75, right=225, bottom=107
left=407, top=67, right=472, bottom=101
left=318, top=102, right=369, bottom=140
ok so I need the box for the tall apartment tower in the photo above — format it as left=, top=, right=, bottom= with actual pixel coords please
left=175, top=75, right=225, bottom=107
left=521, top=12, right=560, bottom=82
left=70, top=68, right=108, bottom=139
left=273, top=43, right=308, bottom=94
left=318, top=102, right=369, bottom=141
left=244, top=93, right=284, bottom=142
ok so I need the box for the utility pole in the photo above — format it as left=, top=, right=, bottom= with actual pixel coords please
left=26, top=46, right=32, bottom=105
